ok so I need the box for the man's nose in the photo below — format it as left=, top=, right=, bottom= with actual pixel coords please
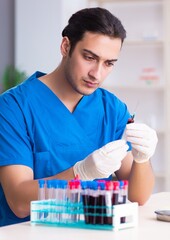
left=88, top=64, right=103, bottom=80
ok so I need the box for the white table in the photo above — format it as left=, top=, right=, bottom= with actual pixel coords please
left=0, top=192, right=170, bottom=240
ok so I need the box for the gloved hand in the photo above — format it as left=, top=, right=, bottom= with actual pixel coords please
left=73, top=140, right=129, bottom=180
left=125, top=123, right=158, bottom=163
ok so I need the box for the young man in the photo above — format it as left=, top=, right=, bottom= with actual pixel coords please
left=0, top=7, right=158, bottom=226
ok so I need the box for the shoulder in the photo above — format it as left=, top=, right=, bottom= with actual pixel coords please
left=95, top=87, right=127, bottom=110
left=95, top=88, right=131, bottom=124
left=0, top=72, right=43, bottom=121
left=0, top=71, right=44, bottom=106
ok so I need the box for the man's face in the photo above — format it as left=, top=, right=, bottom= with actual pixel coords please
left=62, top=32, right=122, bottom=96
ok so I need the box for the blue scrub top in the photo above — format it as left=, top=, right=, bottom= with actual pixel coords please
left=0, top=71, right=131, bottom=226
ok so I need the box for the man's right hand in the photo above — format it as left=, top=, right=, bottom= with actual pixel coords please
left=73, top=140, right=129, bottom=180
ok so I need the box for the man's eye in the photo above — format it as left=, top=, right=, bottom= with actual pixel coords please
left=84, top=55, right=95, bottom=61
left=106, top=62, right=114, bottom=67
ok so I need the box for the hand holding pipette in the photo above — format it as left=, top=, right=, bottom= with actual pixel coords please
left=125, top=101, right=157, bottom=163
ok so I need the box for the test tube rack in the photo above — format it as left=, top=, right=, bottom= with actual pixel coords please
left=30, top=200, right=138, bottom=231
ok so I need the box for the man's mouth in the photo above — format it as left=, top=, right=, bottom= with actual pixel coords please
left=83, top=79, right=99, bottom=88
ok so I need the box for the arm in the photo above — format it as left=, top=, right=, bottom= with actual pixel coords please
left=1, top=122, right=157, bottom=218
left=0, top=165, right=75, bottom=219
left=116, top=122, right=158, bottom=205
left=128, top=160, right=155, bottom=205
left=115, top=151, right=155, bottom=205
left=0, top=140, right=128, bottom=219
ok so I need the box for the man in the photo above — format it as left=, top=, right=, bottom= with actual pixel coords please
left=0, top=7, right=158, bottom=226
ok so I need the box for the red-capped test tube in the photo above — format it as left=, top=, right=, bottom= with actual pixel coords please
left=112, top=181, right=119, bottom=205
left=127, top=113, right=135, bottom=124
left=105, top=181, right=113, bottom=225
left=69, top=180, right=81, bottom=223
left=123, top=180, right=128, bottom=203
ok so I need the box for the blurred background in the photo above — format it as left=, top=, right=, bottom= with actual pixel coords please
left=0, top=0, right=170, bottom=193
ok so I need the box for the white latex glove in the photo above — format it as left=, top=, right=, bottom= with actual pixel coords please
left=73, top=140, right=129, bottom=180
left=125, top=123, right=158, bottom=163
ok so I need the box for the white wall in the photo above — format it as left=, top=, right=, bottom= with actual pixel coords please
left=0, top=0, right=14, bottom=90
left=15, top=0, right=88, bottom=76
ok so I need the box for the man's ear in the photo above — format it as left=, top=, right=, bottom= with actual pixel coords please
left=61, top=37, right=70, bottom=56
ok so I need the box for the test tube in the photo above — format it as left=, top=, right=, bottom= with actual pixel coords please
left=81, top=181, right=89, bottom=224
left=46, top=180, right=55, bottom=221
left=88, top=181, right=98, bottom=224
left=127, top=112, right=135, bottom=124
left=53, top=180, right=61, bottom=223
left=118, top=180, right=124, bottom=204
left=59, top=180, right=68, bottom=223
left=38, top=179, right=46, bottom=220
left=112, top=181, right=119, bottom=205
left=74, top=180, right=81, bottom=221
left=96, top=181, right=106, bottom=225
left=38, top=179, right=46, bottom=200
left=104, top=181, right=113, bottom=225
left=119, top=180, right=128, bottom=223
left=123, top=180, right=129, bottom=203
left=46, top=180, right=54, bottom=200
left=68, top=180, right=80, bottom=223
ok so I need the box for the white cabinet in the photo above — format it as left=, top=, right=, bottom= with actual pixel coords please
left=88, top=0, right=170, bottom=192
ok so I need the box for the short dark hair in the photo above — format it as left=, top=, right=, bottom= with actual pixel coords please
left=62, top=7, right=126, bottom=55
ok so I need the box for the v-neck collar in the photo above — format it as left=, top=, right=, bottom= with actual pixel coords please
left=33, top=71, right=87, bottom=115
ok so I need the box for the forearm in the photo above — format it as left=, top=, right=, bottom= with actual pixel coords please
left=18, top=168, right=74, bottom=216
left=2, top=166, right=75, bottom=219
left=128, top=160, right=155, bottom=205
left=10, top=179, right=39, bottom=218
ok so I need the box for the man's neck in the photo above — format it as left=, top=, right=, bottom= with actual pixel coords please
left=38, top=67, right=83, bottom=113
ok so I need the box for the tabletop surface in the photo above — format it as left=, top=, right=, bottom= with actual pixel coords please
left=0, top=192, right=170, bottom=240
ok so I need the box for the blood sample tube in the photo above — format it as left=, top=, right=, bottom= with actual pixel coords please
left=112, top=181, right=119, bottom=205
left=104, top=181, right=113, bottom=225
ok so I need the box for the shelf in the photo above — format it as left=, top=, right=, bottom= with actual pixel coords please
left=154, top=172, right=166, bottom=179
left=156, top=129, right=165, bottom=135
left=90, top=0, right=162, bottom=3
left=124, top=40, right=164, bottom=46
left=102, top=85, right=164, bottom=91
left=89, top=0, right=169, bottom=192
left=87, top=0, right=170, bottom=193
